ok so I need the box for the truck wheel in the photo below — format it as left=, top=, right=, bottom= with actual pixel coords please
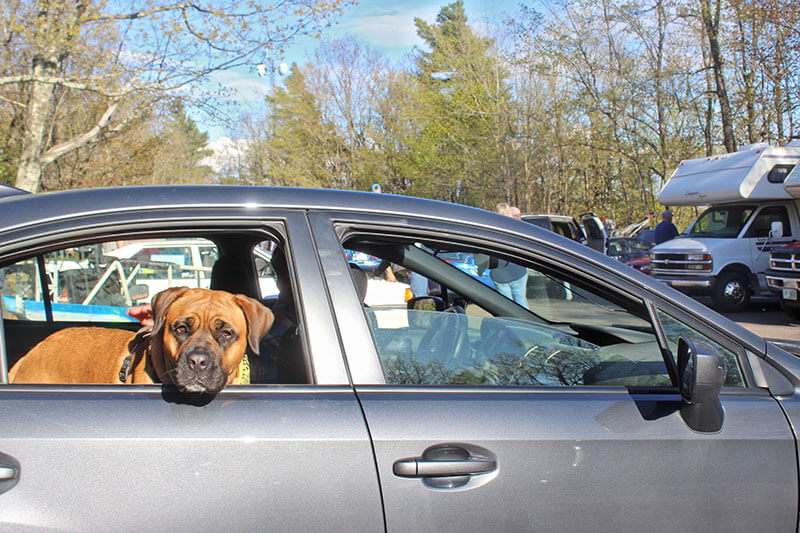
left=780, top=300, right=800, bottom=322
left=713, top=272, right=750, bottom=313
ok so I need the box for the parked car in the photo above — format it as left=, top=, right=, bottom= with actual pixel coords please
left=521, top=212, right=608, bottom=253
left=0, top=185, right=798, bottom=531
left=607, top=236, right=654, bottom=274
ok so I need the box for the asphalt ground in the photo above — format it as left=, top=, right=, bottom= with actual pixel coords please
left=709, top=297, right=800, bottom=351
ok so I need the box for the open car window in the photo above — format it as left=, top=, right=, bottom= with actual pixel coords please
left=2, top=237, right=220, bottom=322
left=344, top=235, right=746, bottom=388
left=1, top=233, right=310, bottom=385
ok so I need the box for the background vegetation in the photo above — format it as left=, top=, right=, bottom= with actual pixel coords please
left=2, top=0, right=799, bottom=229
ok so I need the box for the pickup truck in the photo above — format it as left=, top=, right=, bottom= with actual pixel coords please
left=766, top=242, right=800, bottom=320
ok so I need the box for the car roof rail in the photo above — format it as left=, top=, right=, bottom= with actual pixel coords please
left=0, top=184, right=30, bottom=199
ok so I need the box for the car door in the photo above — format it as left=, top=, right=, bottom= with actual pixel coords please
left=312, top=212, right=797, bottom=532
left=745, top=204, right=794, bottom=281
left=581, top=213, right=608, bottom=253
left=0, top=210, right=382, bottom=531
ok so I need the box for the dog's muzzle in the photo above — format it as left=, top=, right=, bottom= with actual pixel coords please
left=174, top=349, right=226, bottom=394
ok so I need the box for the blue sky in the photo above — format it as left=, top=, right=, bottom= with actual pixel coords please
left=200, top=0, right=527, bottom=140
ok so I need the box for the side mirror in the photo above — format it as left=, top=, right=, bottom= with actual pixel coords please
left=129, top=284, right=150, bottom=303
left=407, top=296, right=445, bottom=329
left=473, top=254, right=498, bottom=271
left=408, top=295, right=445, bottom=312
left=770, top=221, right=784, bottom=239
left=677, top=336, right=726, bottom=432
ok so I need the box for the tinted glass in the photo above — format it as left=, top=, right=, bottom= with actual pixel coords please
left=690, top=205, right=755, bottom=237
left=656, top=309, right=744, bottom=387
left=743, top=206, right=790, bottom=238
left=346, top=237, right=670, bottom=387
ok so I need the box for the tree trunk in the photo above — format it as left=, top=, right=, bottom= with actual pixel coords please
left=734, top=5, right=757, bottom=143
left=700, top=0, right=736, bottom=153
left=15, top=57, right=59, bottom=192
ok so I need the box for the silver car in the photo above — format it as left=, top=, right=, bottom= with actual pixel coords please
left=0, top=185, right=798, bottom=531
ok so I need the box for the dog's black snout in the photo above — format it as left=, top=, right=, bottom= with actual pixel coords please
left=187, top=351, right=211, bottom=372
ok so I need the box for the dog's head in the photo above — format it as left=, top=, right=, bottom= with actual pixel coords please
left=148, top=287, right=274, bottom=395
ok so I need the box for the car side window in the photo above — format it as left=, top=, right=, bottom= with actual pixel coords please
left=345, top=238, right=673, bottom=387
left=2, top=234, right=311, bottom=386
left=551, top=221, right=573, bottom=240
left=1, top=238, right=221, bottom=322
left=655, top=310, right=745, bottom=387
left=583, top=219, right=604, bottom=240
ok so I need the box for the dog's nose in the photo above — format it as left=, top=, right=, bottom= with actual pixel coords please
left=187, top=351, right=211, bottom=372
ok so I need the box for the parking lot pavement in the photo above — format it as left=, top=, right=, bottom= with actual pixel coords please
left=714, top=298, right=800, bottom=352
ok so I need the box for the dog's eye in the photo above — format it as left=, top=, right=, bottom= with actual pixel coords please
left=220, top=329, right=233, bottom=339
left=173, top=324, right=188, bottom=335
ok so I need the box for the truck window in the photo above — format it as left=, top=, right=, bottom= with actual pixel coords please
left=743, top=206, right=791, bottom=238
left=689, top=205, right=755, bottom=238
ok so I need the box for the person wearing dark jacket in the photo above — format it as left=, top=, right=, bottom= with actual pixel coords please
left=655, top=209, right=679, bottom=244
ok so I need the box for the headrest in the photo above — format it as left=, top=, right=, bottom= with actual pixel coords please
left=210, top=253, right=257, bottom=297
left=349, top=263, right=368, bottom=303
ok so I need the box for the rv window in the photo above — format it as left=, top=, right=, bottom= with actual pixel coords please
left=744, top=206, right=791, bottom=238
left=768, top=164, right=795, bottom=183
left=690, top=205, right=756, bottom=237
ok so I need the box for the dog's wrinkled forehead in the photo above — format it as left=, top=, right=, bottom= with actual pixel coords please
left=165, top=289, right=246, bottom=328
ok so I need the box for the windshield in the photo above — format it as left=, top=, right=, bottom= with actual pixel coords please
left=688, top=205, right=756, bottom=238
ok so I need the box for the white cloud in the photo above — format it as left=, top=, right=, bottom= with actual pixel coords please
left=200, top=136, right=250, bottom=173
left=337, top=5, right=440, bottom=49
left=209, top=70, right=271, bottom=102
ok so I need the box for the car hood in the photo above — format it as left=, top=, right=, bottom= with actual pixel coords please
left=651, top=237, right=710, bottom=253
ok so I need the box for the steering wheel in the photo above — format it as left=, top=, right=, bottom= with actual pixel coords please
left=416, top=305, right=470, bottom=361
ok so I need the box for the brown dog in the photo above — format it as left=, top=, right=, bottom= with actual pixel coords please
left=9, top=287, right=274, bottom=394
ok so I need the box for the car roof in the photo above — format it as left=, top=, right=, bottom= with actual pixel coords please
left=0, top=186, right=561, bottom=254
left=0, top=185, right=493, bottom=228
left=0, top=184, right=30, bottom=199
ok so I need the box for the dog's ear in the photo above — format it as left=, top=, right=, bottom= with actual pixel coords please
left=150, top=287, right=190, bottom=337
left=233, top=294, right=274, bottom=355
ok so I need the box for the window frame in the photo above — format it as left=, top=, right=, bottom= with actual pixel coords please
left=0, top=208, right=351, bottom=387
left=313, top=211, right=758, bottom=390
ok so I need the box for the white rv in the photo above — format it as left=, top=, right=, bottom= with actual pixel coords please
left=650, top=142, right=800, bottom=312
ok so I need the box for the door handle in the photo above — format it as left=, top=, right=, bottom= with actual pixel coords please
left=393, top=445, right=496, bottom=478
left=393, top=457, right=495, bottom=477
left=0, top=466, right=16, bottom=480
left=0, top=452, right=20, bottom=495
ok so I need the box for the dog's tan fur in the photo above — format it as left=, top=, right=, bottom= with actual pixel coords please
left=9, top=287, right=273, bottom=393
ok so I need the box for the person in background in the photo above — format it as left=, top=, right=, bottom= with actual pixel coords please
left=654, top=209, right=679, bottom=244
left=510, top=206, right=522, bottom=220
left=370, top=181, right=427, bottom=296
left=369, top=181, right=398, bottom=283
left=486, top=203, right=529, bottom=308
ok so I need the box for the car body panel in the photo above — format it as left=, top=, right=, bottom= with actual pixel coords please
left=0, top=387, right=382, bottom=532
left=357, top=387, right=796, bottom=531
